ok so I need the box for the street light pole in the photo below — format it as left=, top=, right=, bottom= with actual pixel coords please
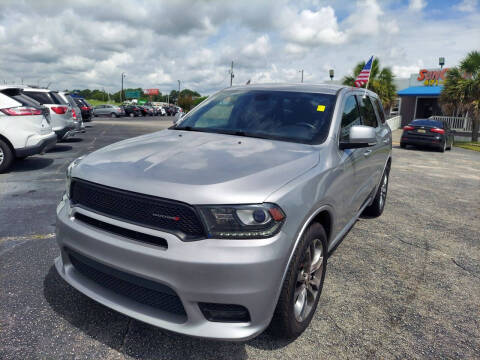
left=439, top=57, right=445, bottom=69
left=121, top=72, right=126, bottom=102
left=329, top=69, right=334, bottom=81
left=177, top=80, right=181, bottom=105
left=230, top=61, right=234, bottom=87
left=299, top=69, right=304, bottom=83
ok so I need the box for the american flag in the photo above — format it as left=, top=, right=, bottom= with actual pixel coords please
left=354, top=56, right=374, bottom=87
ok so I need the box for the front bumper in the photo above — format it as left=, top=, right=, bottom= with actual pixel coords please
left=15, top=132, right=57, bottom=157
left=55, top=199, right=288, bottom=340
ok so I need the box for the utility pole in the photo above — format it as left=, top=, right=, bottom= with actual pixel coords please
left=177, top=80, right=181, bottom=105
left=121, top=72, right=126, bottom=102
left=299, top=69, right=304, bottom=83
left=230, top=61, right=234, bottom=87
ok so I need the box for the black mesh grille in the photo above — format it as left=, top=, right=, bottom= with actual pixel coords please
left=67, top=249, right=187, bottom=320
left=70, top=179, right=205, bottom=240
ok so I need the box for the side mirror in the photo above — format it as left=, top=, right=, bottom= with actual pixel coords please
left=173, top=112, right=185, bottom=125
left=339, top=125, right=377, bottom=149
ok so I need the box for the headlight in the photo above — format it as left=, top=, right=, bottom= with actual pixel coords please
left=65, top=156, right=84, bottom=198
left=198, top=203, right=286, bottom=239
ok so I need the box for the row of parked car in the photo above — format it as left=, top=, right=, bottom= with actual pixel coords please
left=93, top=104, right=182, bottom=118
left=0, top=85, right=93, bottom=173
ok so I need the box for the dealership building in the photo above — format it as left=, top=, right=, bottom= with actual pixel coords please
left=395, top=68, right=449, bottom=126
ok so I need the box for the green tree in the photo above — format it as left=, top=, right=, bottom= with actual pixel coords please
left=440, top=50, right=480, bottom=141
left=342, top=58, right=397, bottom=111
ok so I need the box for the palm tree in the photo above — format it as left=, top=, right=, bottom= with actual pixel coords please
left=342, top=58, right=397, bottom=112
left=440, top=51, right=480, bottom=142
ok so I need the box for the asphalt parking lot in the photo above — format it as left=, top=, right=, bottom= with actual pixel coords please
left=1, top=118, right=479, bottom=359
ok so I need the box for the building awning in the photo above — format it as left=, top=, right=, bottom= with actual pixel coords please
left=397, top=86, right=442, bottom=96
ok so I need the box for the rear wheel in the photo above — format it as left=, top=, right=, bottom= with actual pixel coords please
left=0, top=139, right=14, bottom=173
left=439, top=140, right=446, bottom=152
left=400, top=142, right=406, bottom=149
left=110, top=112, right=117, bottom=118
left=129, top=112, right=135, bottom=118
left=269, top=223, right=327, bottom=339
left=363, top=166, right=389, bottom=217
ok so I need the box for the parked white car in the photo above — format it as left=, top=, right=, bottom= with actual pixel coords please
left=0, top=87, right=57, bottom=173
left=22, top=88, right=76, bottom=141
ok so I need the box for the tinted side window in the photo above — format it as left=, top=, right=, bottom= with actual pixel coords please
left=24, top=91, right=53, bottom=105
left=340, top=95, right=361, bottom=140
left=373, top=97, right=386, bottom=123
left=356, top=95, right=378, bottom=128
left=50, top=92, right=66, bottom=105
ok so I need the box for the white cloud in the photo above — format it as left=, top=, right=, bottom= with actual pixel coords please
left=0, top=0, right=478, bottom=94
left=279, top=6, right=346, bottom=46
left=345, top=0, right=384, bottom=37
left=409, top=0, right=427, bottom=11
left=242, top=35, right=271, bottom=57
left=456, top=0, right=478, bottom=12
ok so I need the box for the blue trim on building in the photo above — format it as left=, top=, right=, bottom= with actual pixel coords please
left=397, top=86, right=442, bottom=96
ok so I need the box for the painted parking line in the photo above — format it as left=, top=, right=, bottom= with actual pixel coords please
left=0, top=233, right=55, bottom=244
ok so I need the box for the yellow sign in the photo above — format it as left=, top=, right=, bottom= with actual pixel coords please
left=317, top=105, right=325, bottom=112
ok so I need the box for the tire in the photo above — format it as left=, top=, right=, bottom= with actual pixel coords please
left=363, top=166, right=390, bottom=217
left=110, top=113, right=116, bottom=118
left=400, top=143, right=406, bottom=149
left=439, top=140, right=446, bottom=153
left=269, top=223, right=327, bottom=339
left=129, top=112, right=135, bottom=118
left=0, top=139, right=14, bottom=173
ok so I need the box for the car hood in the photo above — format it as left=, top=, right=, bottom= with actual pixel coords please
left=73, top=129, right=320, bottom=204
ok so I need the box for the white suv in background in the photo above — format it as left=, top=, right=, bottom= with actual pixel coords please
left=22, top=88, right=76, bottom=141
left=0, top=87, right=57, bottom=173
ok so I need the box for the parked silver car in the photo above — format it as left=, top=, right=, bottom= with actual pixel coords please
left=22, top=88, right=76, bottom=140
left=93, top=104, right=124, bottom=118
left=55, top=84, right=392, bottom=340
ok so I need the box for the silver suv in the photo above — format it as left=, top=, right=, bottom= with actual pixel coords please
left=55, top=84, right=392, bottom=340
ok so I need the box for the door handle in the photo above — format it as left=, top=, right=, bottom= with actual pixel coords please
left=363, top=149, right=372, bottom=156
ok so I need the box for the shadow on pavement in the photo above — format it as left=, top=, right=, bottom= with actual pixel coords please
left=9, top=157, right=54, bottom=172
left=61, top=137, right=83, bottom=143
left=48, top=145, right=73, bottom=153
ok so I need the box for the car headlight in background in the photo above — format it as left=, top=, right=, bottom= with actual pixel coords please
left=65, top=156, right=84, bottom=197
left=198, top=203, right=286, bottom=239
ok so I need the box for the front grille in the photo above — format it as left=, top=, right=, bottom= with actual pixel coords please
left=74, top=213, right=168, bottom=249
left=67, top=249, right=187, bottom=321
left=70, top=179, right=206, bottom=240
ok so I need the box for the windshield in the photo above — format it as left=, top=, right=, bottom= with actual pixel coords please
left=174, top=89, right=336, bottom=144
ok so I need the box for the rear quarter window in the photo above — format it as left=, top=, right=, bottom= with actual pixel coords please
left=23, top=91, right=54, bottom=105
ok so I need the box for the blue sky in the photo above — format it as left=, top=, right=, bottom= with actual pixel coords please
left=0, top=0, right=478, bottom=94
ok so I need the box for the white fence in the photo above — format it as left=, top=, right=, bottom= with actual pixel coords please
left=429, top=116, right=472, bottom=132
left=386, top=115, right=402, bottom=130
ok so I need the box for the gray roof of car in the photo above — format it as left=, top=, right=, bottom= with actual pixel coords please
left=225, top=83, right=352, bottom=95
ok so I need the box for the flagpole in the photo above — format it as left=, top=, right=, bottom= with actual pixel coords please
left=364, top=56, right=374, bottom=97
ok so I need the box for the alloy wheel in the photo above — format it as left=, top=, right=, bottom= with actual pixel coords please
left=293, top=238, right=324, bottom=322
left=0, top=147, right=4, bottom=165
left=379, top=173, right=388, bottom=209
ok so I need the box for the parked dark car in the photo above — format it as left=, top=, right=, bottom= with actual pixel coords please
left=142, top=105, right=155, bottom=116
left=400, top=119, right=454, bottom=152
left=123, top=105, right=142, bottom=117
left=137, top=106, right=151, bottom=117
left=72, top=97, right=93, bottom=122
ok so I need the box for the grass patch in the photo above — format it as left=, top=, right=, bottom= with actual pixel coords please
left=454, top=141, right=480, bottom=152
left=85, top=99, right=122, bottom=107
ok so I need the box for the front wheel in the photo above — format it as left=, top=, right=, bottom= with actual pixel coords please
left=269, top=223, right=327, bottom=339
left=129, top=112, right=134, bottom=118
left=0, top=139, right=14, bottom=173
left=363, top=167, right=389, bottom=217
